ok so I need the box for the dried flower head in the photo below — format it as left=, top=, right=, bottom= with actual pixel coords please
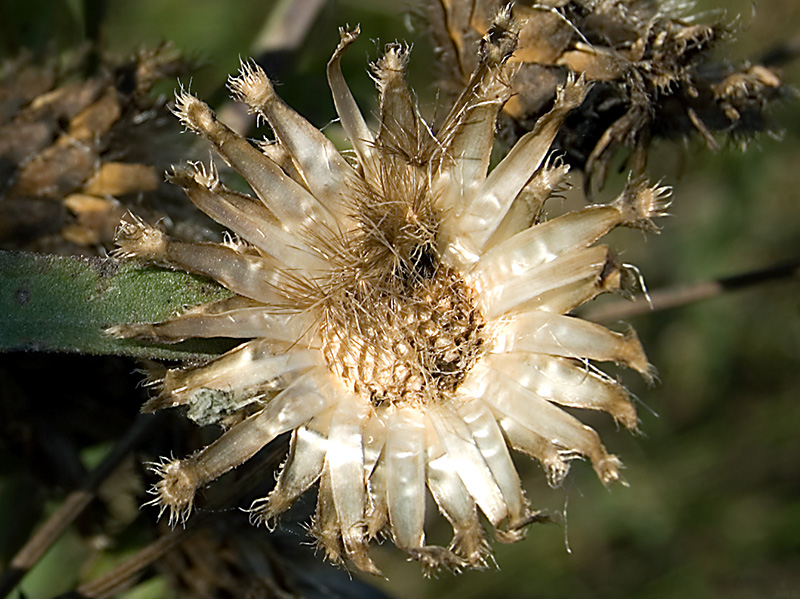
left=429, top=0, right=784, bottom=195
left=111, top=13, right=668, bottom=574
left=0, top=45, right=197, bottom=253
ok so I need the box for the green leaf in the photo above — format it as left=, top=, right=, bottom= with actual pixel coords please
left=0, top=250, right=236, bottom=360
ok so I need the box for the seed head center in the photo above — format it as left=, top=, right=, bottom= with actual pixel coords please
left=321, top=269, right=485, bottom=407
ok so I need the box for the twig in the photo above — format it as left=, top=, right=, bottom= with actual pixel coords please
left=583, top=259, right=800, bottom=322
left=250, top=0, right=326, bottom=56
left=72, top=525, right=194, bottom=599
left=0, top=414, right=158, bottom=599
left=761, top=33, right=800, bottom=67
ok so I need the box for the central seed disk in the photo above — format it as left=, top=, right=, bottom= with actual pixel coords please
left=321, top=269, right=485, bottom=407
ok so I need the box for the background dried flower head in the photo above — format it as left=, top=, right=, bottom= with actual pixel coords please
left=428, top=0, right=788, bottom=196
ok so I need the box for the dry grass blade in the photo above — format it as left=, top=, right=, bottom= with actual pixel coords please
left=70, top=527, right=194, bottom=599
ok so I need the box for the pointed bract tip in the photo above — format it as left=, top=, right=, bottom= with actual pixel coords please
left=145, top=457, right=198, bottom=526
left=111, top=215, right=166, bottom=260
left=479, top=5, right=520, bottom=66
left=615, top=176, right=673, bottom=232
left=171, top=89, right=215, bottom=135
left=594, top=454, right=625, bottom=486
left=227, top=59, right=274, bottom=113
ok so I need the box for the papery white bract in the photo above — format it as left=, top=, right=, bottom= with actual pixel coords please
left=111, top=11, right=668, bottom=575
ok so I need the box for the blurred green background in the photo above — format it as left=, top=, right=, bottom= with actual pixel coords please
left=1, top=0, right=799, bottom=598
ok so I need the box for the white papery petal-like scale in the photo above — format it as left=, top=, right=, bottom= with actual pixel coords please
left=113, top=10, right=667, bottom=575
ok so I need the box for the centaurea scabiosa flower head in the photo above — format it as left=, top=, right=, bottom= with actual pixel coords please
left=111, top=10, right=669, bottom=575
